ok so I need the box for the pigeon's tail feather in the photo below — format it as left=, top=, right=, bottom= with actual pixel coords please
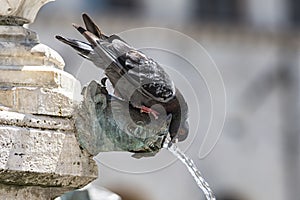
left=72, top=24, right=124, bottom=72
left=55, top=35, right=92, bottom=59
left=72, top=23, right=99, bottom=47
left=82, top=13, right=108, bottom=40
left=56, top=35, right=109, bottom=69
left=57, top=14, right=130, bottom=73
left=81, top=13, right=126, bottom=47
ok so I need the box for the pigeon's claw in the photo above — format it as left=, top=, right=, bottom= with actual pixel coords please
left=138, top=106, right=159, bottom=119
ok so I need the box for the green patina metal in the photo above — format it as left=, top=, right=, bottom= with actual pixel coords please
left=75, top=80, right=171, bottom=158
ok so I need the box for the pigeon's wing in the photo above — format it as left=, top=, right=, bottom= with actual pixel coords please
left=94, top=37, right=176, bottom=102
left=57, top=13, right=175, bottom=103
left=75, top=26, right=176, bottom=102
left=122, top=49, right=176, bottom=102
left=79, top=14, right=176, bottom=102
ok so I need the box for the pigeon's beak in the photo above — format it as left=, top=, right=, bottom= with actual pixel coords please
left=177, top=128, right=188, bottom=142
left=176, top=121, right=189, bottom=142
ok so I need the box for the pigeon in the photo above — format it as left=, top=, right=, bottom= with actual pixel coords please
left=56, top=13, right=189, bottom=142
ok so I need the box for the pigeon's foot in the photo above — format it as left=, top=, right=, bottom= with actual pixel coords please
left=138, top=105, right=159, bottom=119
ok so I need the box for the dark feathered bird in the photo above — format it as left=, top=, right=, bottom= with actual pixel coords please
left=56, top=13, right=189, bottom=142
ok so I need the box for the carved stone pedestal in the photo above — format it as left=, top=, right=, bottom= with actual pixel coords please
left=0, top=0, right=97, bottom=199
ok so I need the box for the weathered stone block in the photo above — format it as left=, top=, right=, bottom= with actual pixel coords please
left=0, top=86, right=77, bottom=117
left=0, top=66, right=79, bottom=91
left=0, top=125, right=97, bottom=188
left=0, top=26, right=65, bottom=69
left=0, top=110, right=73, bottom=131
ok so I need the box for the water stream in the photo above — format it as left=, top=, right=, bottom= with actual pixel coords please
left=164, top=137, right=216, bottom=200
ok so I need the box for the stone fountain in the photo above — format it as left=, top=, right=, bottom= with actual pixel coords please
left=0, top=0, right=97, bottom=199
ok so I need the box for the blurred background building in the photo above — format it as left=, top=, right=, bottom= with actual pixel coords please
left=32, top=0, right=300, bottom=199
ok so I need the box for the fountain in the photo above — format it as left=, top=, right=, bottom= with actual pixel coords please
left=55, top=12, right=217, bottom=199
left=75, top=80, right=216, bottom=199
left=0, top=0, right=217, bottom=198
